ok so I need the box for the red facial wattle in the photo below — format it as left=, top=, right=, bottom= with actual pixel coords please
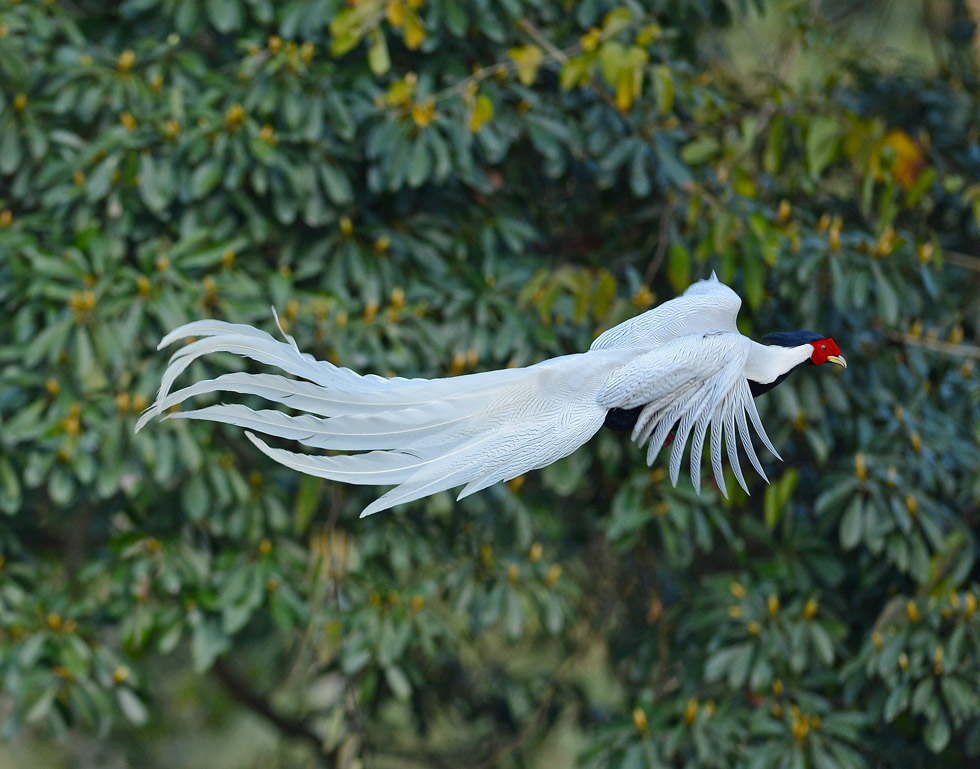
left=810, top=338, right=846, bottom=368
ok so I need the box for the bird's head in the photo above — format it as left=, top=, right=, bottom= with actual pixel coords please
left=762, top=330, right=847, bottom=369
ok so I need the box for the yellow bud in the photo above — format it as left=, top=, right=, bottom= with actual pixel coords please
left=73, top=171, right=86, bottom=186
left=804, top=597, right=818, bottom=620
left=728, top=605, right=743, bottom=619
left=906, top=600, right=919, bottom=623
left=335, top=310, right=348, bottom=328
left=450, top=351, right=466, bottom=375
left=703, top=700, right=716, bottom=719
left=828, top=217, right=842, bottom=252
left=249, top=470, right=263, bottom=489
left=546, top=564, right=562, bottom=586
left=47, top=613, right=62, bottom=631
left=747, top=620, right=760, bottom=635
left=898, top=652, right=909, bottom=671
left=150, top=74, right=163, bottom=92
left=529, top=542, right=542, bottom=562
left=905, top=494, right=918, bottom=516
left=854, top=452, right=867, bottom=481
left=507, top=564, right=519, bottom=584
left=390, top=286, right=405, bottom=309
left=120, top=111, right=136, bottom=130
left=950, top=591, right=960, bottom=609
left=363, top=300, right=378, bottom=323
left=910, top=431, right=922, bottom=453
left=771, top=702, right=783, bottom=718
left=369, top=592, right=381, bottom=606
left=965, top=592, right=977, bottom=617
left=632, top=285, right=654, bottom=308
left=909, top=320, right=923, bottom=340
left=259, top=538, right=272, bottom=556
left=339, top=215, right=354, bottom=236
left=581, top=28, right=601, bottom=52
left=259, top=124, right=277, bottom=144
left=816, top=213, right=831, bottom=232
left=116, top=392, right=130, bottom=412
left=684, top=697, right=698, bottom=724
left=46, top=378, right=60, bottom=396
left=917, top=242, right=934, bottom=263
left=410, top=594, right=424, bottom=611
left=118, top=49, right=135, bottom=73
left=933, top=646, right=943, bottom=675
left=633, top=706, right=648, bottom=731
left=13, top=93, right=27, bottom=111
left=729, top=581, right=746, bottom=599
left=777, top=199, right=792, bottom=223
left=374, top=235, right=390, bottom=253
left=768, top=594, right=780, bottom=617
left=412, top=100, right=436, bottom=128
left=772, top=678, right=783, bottom=696
left=112, top=666, right=130, bottom=685
left=132, top=393, right=148, bottom=412
left=268, top=35, right=282, bottom=54
left=265, top=578, right=279, bottom=592
left=792, top=714, right=810, bottom=741
left=156, top=255, right=170, bottom=272
left=887, top=466, right=898, bottom=487
left=386, top=0, right=406, bottom=26
left=300, top=41, right=314, bottom=64
left=386, top=591, right=398, bottom=605
left=225, top=103, right=245, bottom=130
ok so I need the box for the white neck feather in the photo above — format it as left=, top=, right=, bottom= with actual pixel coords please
left=744, top=342, right=813, bottom=385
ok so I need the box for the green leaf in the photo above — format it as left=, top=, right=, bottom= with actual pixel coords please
left=116, top=688, right=149, bottom=725
left=205, top=0, right=242, bottom=32
left=667, top=242, right=690, bottom=293
left=368, top=28, right=390, bottom=75
left=384, top=665, right=411, bottom=700
left=840, top=496, right=863, bottom=549
left=805, top=116, right=842, bottom=179
left=924, top=714, right=951, bottom=753
left=190, top=159, right=223, bottom=199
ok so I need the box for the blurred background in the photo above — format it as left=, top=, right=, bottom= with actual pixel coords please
left=2, top=0, right=980, bottom=766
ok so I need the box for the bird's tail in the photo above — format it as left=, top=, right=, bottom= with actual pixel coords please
left=137, top=318, right=626, bottom=516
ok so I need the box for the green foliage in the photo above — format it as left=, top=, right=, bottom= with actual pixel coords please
left=1, top=0, right=980, bottom=766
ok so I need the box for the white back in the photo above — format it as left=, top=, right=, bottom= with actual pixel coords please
left=590, top=273, right=741, bottom=351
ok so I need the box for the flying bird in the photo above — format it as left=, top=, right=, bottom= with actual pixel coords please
left=136, top=274, right=846, bottom=516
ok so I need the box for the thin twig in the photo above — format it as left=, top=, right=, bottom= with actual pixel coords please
left=431, top=15, right=646, bottom=104
left=883, top=330, right=980, bottom=360
left=645, top=201, right=676, bottom=284
left=518, top=18, right=568, bottom=63
left=943, top=249, right=980, bottom=272
left=213, top=658, right=332, bottom=758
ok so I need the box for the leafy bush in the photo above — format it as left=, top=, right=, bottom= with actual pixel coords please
left=1, top=0, right=979, bottom=766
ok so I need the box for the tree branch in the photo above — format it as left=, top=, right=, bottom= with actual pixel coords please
left=213, top=658, right=333, bottom=759
left=882, top=330, right=980, bottom=360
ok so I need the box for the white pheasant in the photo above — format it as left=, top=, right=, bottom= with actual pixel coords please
left=136, top=274, right=846, bottom=516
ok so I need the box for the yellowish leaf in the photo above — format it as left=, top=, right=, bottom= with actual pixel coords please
left=508, top=45, right=544, bottom=86
left=404, top=11, right=425, bottom=49
left=469, top=94, right=493, bottom=132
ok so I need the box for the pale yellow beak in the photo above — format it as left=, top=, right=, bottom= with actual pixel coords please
left=827, top=355, right=847, bottom=369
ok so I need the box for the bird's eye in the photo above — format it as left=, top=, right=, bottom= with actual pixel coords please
left=821, top=344, right=827, bottom=351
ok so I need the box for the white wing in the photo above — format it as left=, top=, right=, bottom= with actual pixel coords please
left=590, top=272, right=741, bottom=351
left=597, top=331, right=779, bottom=496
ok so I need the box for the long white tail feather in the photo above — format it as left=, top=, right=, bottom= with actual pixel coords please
left=139, top=297, right=788, bottom=514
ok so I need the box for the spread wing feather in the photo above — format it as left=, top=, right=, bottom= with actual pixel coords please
left=597, top=331, right=778, bottom=497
